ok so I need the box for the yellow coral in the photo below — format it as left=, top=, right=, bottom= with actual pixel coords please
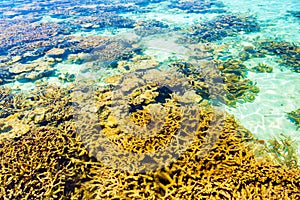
left=0, top=81, right=299, bottom=200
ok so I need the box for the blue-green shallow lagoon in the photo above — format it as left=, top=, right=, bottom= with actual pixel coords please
left=0, top=0, right=300, bottom=199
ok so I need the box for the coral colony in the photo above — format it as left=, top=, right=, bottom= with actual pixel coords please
left=0, top=0, right=300, bottom=199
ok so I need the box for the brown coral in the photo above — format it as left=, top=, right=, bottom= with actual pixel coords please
left=169, top=59, right=259, bottom=107
left=76, top=68, right=205, bottom=173
left=0, top=79, right=299, bottom=199
left=78, top=109, right=300, bottom=199
left=0, top=122, right=97, bottom=199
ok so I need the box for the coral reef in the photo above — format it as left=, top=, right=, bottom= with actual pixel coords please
left=0, top=35, right=138, bottom=86
left=0, top=87, right=24, bottom=118
left=0, top=85, right=73, bottom=144
left=287, top=108, right=300, bottom=129
left=78, top=68, right=204, bottom=172
left=169, top=58, right=259, bottom=107
left=72, top=14, right=135, bottom=30
left=117, top=55, right=159, bottom=73
left=0, top=113, right=30, bottom=141
left=0, top=0, right=143, bottom=87
left=75, top=36, right=138, bottom=63
left=178, top=15, right=260, bottom=44
left=264, top=133, right=299, bottom=169
left=0, top=123, right=96, bottom=199
left=134, top=20, right=170, bottom=37
left=0, top=85, right=93, bottom=199
left=79, top=110, right=300, bottom=199
left=250, top=63, right=273, bottom=73
left=168, top=0, right=226, bottom=14
left=0, top=82, right=299, bottom=199
left=238, top=40, right=300, bottom=73
left=0, top=0, right=300, bottom=199
left=258, top=41, right=300, bottom=72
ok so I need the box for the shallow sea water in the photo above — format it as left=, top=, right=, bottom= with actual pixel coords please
left=0, top=0, right=300, bottom=198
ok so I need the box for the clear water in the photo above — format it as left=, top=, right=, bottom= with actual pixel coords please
left=0, top=0, right=300, bottom=197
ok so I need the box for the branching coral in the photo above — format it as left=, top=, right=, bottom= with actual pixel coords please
left=78, top=110, right=300, bottom=199
left=0, top=114, right=98, bottom=199
left=0, top=81, right=299, bottom=199
left=169, top=59, right=259, bottom=107
left=259, top=41, right=300, bottom=72
left=76, top=68, right=207, bottom=173
left=0, top=1, right=298, bottom=199
left=239, top=40, right=300, bottom=72
left=74, top=69, right=299, bottom=199
left=264, top=133, right=299, bottom=169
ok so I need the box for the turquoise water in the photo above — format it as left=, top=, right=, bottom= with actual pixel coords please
left=0, top=0, right=300, bottom=197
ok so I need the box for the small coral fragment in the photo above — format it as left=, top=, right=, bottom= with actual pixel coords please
left=287, top=108, right=300, bottom=129
left=250, top=63, right=273, bottom=73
